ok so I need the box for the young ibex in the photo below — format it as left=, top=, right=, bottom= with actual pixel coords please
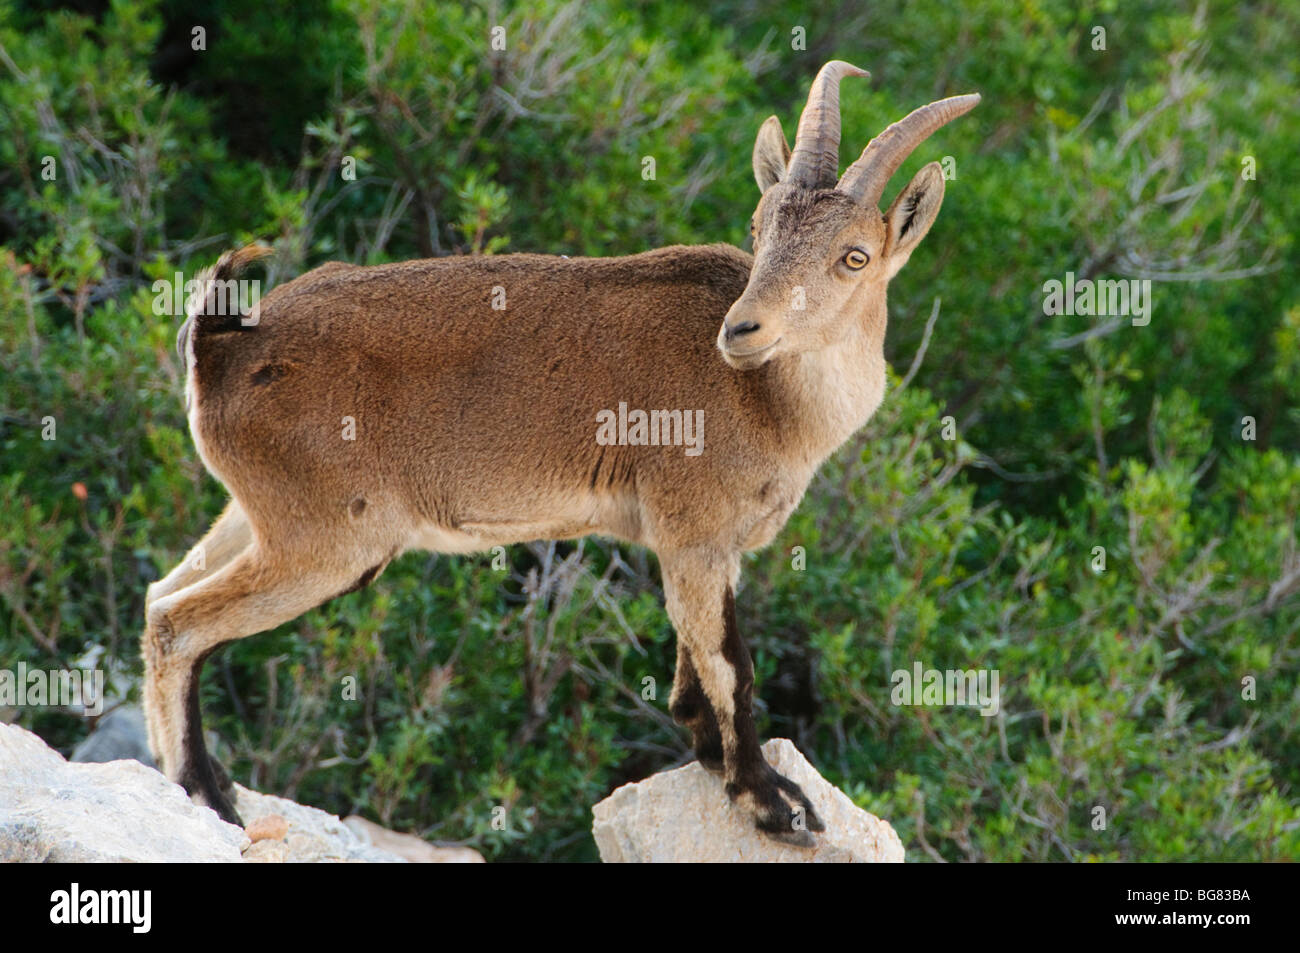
left=142, top=60, right=978, bottom=844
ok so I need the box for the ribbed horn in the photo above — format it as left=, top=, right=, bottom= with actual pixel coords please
left=837, top=93, right=981, bottom=206
left=785, top=60, right=870, bottom=190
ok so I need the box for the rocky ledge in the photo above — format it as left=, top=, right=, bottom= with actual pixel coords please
left=0, top=722, right=481, bottom=863
left=2, top=721, right=901, bottom=863
left=593, top=738, right=905, bottom=862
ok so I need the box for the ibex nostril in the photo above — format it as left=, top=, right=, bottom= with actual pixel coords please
left=726, top=320, right=761, bottom=341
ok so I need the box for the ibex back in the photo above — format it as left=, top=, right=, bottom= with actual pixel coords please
left=142, top=61, right=979, bottom=844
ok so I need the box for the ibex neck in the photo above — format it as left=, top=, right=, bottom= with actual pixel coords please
left=769, top=297, right=889, bottom=468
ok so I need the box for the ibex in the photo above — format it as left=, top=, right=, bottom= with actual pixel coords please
left=142, top=60, right=979, bottom=844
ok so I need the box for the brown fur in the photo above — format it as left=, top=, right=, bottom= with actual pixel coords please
left=142, top=61, right=979, bottom=841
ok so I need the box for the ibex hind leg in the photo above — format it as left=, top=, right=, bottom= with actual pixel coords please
left=661, top=549, right=825, bottom=846
left=142, top=542, right=386, bottom=825
left=144, top=500, right=253, bottom=611
left=142, top=499, right=253, bottom=782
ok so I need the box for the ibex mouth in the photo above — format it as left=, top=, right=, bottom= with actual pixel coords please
left=720, top=337, right=782, bottom=371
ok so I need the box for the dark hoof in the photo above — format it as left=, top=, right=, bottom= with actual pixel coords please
left=180, top=759, right=243, bottom=826
left=770, top=769, right=825, bottom=833
left=675, top=710, right=724, bottom=775
left=696, top=754, right=725, bottom=775
left=758, top=825, right=818, bottom=849
left=200, top=788, right=244, bottom=827
left=693, top=732, right=725, bottom=775
left=731, top=764, right=825, bottom=842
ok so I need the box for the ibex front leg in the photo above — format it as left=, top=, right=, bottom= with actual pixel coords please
left=661, top=548, right=824, bottom=845
left=669, top=644, right=725, bottom=773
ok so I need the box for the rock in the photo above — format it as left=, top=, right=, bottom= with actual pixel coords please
left=0, top=723, right=413, bottom=863
left=244, top=813, right=289, bottom=843
left=241, top=839, right=290, bottom=863
left=343, top=815, right=485, bottom=863
left=70, top=705, right=156, bottom=769
left=232, top=785, right=403, bottom=863
left=592, top=738, right=905, bottom=863
left=0, top=723, right=246, bottom=862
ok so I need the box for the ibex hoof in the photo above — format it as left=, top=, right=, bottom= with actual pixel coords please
left=180, top=758, right=243, bottom=827
left=730, top=764, right=826, bottom=845
left=696, top=754, right=725, bottom=775
left=198, top=788, right=244, bottom=828
left=758, top=825, right=818, bottom=849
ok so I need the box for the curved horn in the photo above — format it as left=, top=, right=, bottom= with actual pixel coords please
left=785, top=60, right=870, bottom=190
left=837, top=93, right=981, bottom=206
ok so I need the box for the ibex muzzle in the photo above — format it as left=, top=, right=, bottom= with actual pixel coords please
left=142, top=60, right=979, bottom=847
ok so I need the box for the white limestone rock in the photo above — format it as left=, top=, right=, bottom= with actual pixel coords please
left=0, top=722, right=246, bottom=862
left=592, top=738, right=904, bottom=863
left=342, top=815, right=485, bottom=863
left=232, top=785, right=404, bottom=863
left=0, top=723, right=414, bottom=863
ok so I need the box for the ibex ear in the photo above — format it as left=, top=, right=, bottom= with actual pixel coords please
left=752, top=116, right=791, bottom=193
left=883, top=161, right=946, bottom=277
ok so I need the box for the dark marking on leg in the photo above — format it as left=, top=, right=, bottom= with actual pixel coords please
left=349, top=496, right=367, bottom=518
left=670, top=648, right=724, bottom=772
left=719, top=584, right=825, bottom=841
left=179, top=645, right=242, bottom=826
left=720, top=585, right=763, bottom=790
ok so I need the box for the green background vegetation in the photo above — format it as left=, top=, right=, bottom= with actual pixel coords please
left=2, top=0, right=1298, bottom=861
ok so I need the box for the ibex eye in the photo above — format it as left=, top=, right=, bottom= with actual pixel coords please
left=844, top=249, right=869, bottom=270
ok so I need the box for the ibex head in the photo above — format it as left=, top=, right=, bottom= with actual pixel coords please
left=718, top=61, right=980, bottom=370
